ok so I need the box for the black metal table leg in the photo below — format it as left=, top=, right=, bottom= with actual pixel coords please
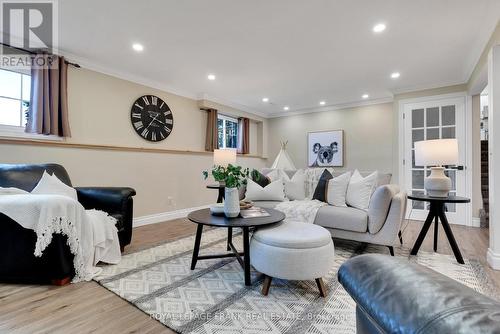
left=243, top=227, right=251, bottom=286
left=227, top=227, right=233, bottom=251
left=410, top=208, right=436, bottom=256
left=217, top=187, right=224, bottom=203
left=407, top=194, right=470, bottom=265
left=438, top=210, right=465, bottom=264
left=433, top=216, right=439, bottom=252
left=191, top=224, right=204, bottom=270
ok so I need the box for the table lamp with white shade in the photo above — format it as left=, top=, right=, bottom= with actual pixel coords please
left=414, top=139, right=458, bottom=197
left=213, top=148, right=237, bottom=167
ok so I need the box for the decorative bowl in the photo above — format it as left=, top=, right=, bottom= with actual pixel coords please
left=210, top=203, right=225, bottom=215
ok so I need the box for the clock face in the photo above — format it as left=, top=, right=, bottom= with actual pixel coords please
left=130, top=95, right=173, bottom=142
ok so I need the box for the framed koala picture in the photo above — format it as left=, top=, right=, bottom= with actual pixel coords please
left=307, top=130, right=344, bottom=167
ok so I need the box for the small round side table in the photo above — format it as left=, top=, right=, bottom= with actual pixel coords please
left=206, top=184, right=225, bottom=203
left=408, top=194, right=470, bottom=264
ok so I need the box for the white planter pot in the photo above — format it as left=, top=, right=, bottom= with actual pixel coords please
left=224, top=187, right=240, bottom=218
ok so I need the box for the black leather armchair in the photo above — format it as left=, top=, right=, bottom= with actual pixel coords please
left=0, top=163, right=136, bottom=284
left=338, top=254, right=500, bottom=333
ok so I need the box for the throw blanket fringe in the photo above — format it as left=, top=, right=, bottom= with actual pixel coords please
left=0, top=192, right=120, bottom=282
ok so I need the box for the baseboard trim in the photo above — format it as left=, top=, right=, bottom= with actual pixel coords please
left=471, top=217, right=481, bottom=227
left=487, top=248, right=500, bottom=270
left=133, top=205, right=210, bottom=227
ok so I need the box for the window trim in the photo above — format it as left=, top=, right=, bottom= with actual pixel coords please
left=0, top=68, right=53, bottom=139
left=218, top=114, right=238, bottom=123
left=0, top=68, right=62, bottom=141
left=0, top=124, right=65, bottom=141
left=217, top=114, right=239, bottom=149
left=0, top=68, right=30, bottom=128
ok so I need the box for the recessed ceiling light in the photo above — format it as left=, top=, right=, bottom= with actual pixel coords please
left=262, top=97, right=269, bottom=102
left=132, top=43, right=144, bottom=52
left=391, top=72, right=401, bottom=79
left=207, top=74, right=216, bottom=80
left=319, top=101, right=326, bottom=105
left=283, top=106, right=289, bottom=111
left=373, top=23, right=386, bottom=33
left=362, top=94, right=369, bottom=99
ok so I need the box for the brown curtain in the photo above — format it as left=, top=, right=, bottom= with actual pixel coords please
left=237, top=117, right=250, bottom=154
left=204, top=108, right=219, bottom=151
left=26, top=54, right=71, bottom=137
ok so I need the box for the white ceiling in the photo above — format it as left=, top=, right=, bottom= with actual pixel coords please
left=58, top=0, right=500, bottom=117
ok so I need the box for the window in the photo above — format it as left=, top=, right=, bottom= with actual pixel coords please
left=0, top=69, right=30, bottom=127
left=217, top=114, right=238, bottom=149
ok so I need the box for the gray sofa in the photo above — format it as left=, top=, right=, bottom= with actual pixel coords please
left=250, top=169, right=407, bottom=253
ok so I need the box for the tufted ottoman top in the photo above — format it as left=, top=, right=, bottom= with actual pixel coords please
left=252, top=221, right=332, bottom=249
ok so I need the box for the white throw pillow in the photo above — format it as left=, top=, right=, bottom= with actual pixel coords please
left=266, top=169, right=282, bottom=182
left=346, top=170, right=379, bottom=210
left=282, top=169, right=306, bottom=200
left=326, top=171, right=351, bottom=207
left=31, top=170, right=78, bottom=201
left=244, top=178, right=286, bottom=202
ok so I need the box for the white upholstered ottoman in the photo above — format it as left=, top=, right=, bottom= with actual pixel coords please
left=250, top=221, right=335, bottom=297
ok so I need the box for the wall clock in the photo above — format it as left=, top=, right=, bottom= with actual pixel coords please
left=130, top=95, right=173, bottom=142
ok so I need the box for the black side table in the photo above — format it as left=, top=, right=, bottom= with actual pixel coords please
left=206, top=184, right=225, bottom=203
left=408, top=194, right=470, bottom=264
left=187, top=208, right=285, bottom=286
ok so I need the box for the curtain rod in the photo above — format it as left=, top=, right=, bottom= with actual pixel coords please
left=0, top=42, right=81, bottom=68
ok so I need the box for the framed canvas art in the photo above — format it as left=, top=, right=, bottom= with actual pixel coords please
left=307, top=130, right=344, bottom=167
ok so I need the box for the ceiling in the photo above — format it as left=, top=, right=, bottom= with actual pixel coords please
left=58, top=0, right=500, bottom=117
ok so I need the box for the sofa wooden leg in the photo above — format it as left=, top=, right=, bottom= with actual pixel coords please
left=51, top=276, right=71, bottom=286
left=262, top=275, right=272, bottom=296
left=316, top=278, right=327, bottom=297
left=120, top=245, right=125, bottom=253
left=388, top=246, right=395, bottom=256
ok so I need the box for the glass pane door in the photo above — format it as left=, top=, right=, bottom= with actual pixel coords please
left=404, top=97, right=467, bottom=225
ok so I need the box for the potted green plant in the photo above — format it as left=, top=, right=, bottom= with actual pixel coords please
left=203, top=164, right=249, bottom=217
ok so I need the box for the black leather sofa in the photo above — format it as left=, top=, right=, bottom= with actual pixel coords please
left=0, top=163, right=136, bottom=284
left=338, top=254, right=500, bottom=333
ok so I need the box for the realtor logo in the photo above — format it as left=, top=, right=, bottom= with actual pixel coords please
left=0, top=0, right=58, bottom=68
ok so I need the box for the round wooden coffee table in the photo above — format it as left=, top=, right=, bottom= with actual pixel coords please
left=187, top=208, right=285, bottom=286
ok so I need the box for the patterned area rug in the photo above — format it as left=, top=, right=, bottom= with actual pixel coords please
left=94, top=227, right=499, bottom=334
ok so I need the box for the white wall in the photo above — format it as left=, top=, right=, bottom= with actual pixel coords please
left=0, top=68, right=268, bottom=217
left=472, top=94, right=483, bottom=218
left=487, top=45, right=500, bottom=269
left=267, top=103, right=394, bottom=174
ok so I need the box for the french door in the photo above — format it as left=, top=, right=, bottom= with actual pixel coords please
left=403, top=96, right=467, bottom=225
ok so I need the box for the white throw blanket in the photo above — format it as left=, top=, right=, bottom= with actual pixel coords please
left=0, top=189, right=121, bottom=282
left=275, top=199, right=327, bottom=224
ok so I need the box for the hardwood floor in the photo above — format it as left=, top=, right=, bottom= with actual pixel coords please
left=0, top=219, right=497, bottom=334
left=0, top=219, right=197, bottom=334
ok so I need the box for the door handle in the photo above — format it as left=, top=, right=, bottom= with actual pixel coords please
left=447, top=165, right=464, bottom=171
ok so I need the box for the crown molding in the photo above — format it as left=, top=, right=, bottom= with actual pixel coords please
left=463, top=20, right=500, bottom=86
left=59, top=49, right=200, bottom=99
left=197, top=93, right=268, bottom=119
left=57, top=49, right=473, bottom=120
left=267, top=97, right=394, bottom=118
left=58, top=49, right=269, bottom=119
left=391, top=79, right=467, bottom=96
